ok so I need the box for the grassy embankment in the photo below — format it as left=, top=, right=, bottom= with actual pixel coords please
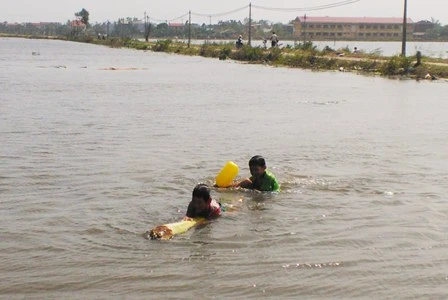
left=100, top=37, right=448, bottom=80
left=4, top=33, right=448, bottom=80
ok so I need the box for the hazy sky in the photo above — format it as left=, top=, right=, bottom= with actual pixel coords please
left=2, top=0, right=448, bottom=25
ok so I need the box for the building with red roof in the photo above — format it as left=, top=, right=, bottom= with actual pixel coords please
left=168, top=23, right=184, bottom=27
left=70, top=20, right=87, bottom=29
left=294, top=16, right=414, bottom=41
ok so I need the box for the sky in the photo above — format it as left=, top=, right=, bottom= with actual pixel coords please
left=2, top=0, right=448, bottom=25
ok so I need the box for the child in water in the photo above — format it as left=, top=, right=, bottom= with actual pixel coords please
left=234, top=155, right=280, bottom=192
left=184, top=184, right=221, bottom=220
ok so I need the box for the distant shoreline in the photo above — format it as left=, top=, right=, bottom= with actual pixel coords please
left=0, top=33, right=63, bottom=40
left=2, top=34, right=447, bottom=80
left=2, top=33, right=448, bottom=43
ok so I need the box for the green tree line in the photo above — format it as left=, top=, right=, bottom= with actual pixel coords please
left=1, top=8, right=448, bottom=41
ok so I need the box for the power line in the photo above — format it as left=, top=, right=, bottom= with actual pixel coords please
left=252, top=0, right=361, bottom=12
left=148, top=5, right=248, bottom=24
left=149, top=12, right=189, bottom=23
left=191, top=5, right=248, bottom=18
left=146, top=0, right=360, bottom=24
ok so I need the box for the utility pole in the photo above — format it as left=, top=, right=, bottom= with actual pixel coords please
left=188, top=10, right=191, bottom=48
left=401, top=0, right=407, bottom=56
left=144, top=11, right=150, bottom=42
left=248, top=3, right=252, bottom=47
left=208, top=15, right=211, bottom=44
left=303, top=14, right=307, bottom=43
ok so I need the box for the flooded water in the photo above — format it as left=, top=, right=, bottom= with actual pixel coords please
left=188, top=38, right=448, bottom=58
left=1, top=37, right=448, bottom=299
left=312, top=40, right=448, bottom=58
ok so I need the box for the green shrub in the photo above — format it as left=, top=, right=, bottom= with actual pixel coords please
left=219, top=46, right=232, bottom=60
left=106, top=38, right=125, bottom=48
left=338, top=45, right=351, bottom=54
left=152, top=40, right=172, bottom=52
left=322, top=46, right=335, bottom=55
left=380, top=55, right=411, bottom=75
left=294, top=41, right=317, bottom=52
left=319, top=57, right=338, bottom=69
left=121, top=38, right=133, bottom=47
left=354, top=60, right=380, bottom=72
left=133, top=42, right=149, bottom=50
left=199, top=44, right=219, bottom=58
left=284, top=52, right=317, bottom=68
left=413, top=65, right=429, bottom=79
left=424, top=64, right=448, bottom=78
left=266, top=47, right=282, bottom=62
left=230, top=46, right=266, bottom=62
left=183, top=47, right=200, bottom=56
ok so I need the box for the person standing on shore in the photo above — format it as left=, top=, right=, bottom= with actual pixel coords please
left=236, top=35, right=243, bottom=49
left=271, top=32, right=278, bottom=48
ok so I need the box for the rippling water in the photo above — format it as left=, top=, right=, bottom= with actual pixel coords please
left=1, top=38, right=448, bottom=299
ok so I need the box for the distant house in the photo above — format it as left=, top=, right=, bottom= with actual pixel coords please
left=414, top=20, right=435, bottom=32
left=413, top=20, right=435, bottom=39
left=29, top=22, right=60, bottom=28
left=294, top=16, right=414, bottom=41
left=70, top=20, right=87, bottom=31
left=5, top=22, right=20, bottom=27
left=168, top=23, right=184, bottom=28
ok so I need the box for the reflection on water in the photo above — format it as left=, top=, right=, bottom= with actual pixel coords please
left=1, top=38, right=448, bottom=299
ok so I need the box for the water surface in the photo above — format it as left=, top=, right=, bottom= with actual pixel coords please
left=187, top=38, right=448, bottom=58
left=1, top=38, right=448, bottom=299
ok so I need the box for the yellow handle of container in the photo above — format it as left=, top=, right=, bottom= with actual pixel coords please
left=215, top=161, right=239, bottom=188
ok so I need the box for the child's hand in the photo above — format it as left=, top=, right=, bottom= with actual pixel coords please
left=183, top=216, right=193, bottom=221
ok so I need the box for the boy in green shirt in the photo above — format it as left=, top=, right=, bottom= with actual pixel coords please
left=234, top=155, right=280, bottom=192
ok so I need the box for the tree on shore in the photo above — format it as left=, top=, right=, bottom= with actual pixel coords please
left=75, top=8, right=90, bottom=27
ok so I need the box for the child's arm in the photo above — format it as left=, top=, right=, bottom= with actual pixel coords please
left=272, top=179, right=280, bottom=192
left=233, top=178, right=253, bottom=189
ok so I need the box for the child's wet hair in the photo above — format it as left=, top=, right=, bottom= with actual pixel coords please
left=249, top=155, right=266, bottom=168
left=192, top=183, right=211, bottom=201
